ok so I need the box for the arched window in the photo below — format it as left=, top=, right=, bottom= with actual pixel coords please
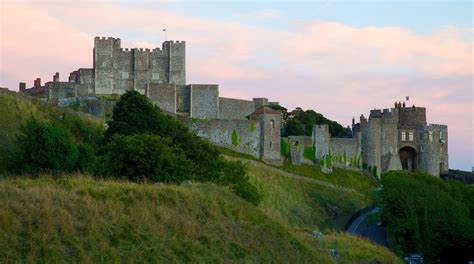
left=270, top=120, right=275, bottom=129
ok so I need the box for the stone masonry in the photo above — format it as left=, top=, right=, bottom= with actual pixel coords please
left=19, top=36, right=283, bottom=164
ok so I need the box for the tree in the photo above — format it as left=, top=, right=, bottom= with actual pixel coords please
left=11, top=119, right=79, bottom=174
left=380, top=171, right=474, bottom=262
left=97, top=134, right=192, bottom=183
left=101, top=91, right=262, bottom=204
left=283, top=108, right=348, bottom=137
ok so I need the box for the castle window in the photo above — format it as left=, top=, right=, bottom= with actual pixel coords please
left=152, top=73, right=160, bottom=80
left=439, top=131, right=443, bottom=140
left=401, top=131, right=406, bottom=141
left=102, top=62, right=107, bottom=67
left=429, top=131, right=433, bottom=142
left=408, top=131, right=414, bottom=141
left=152, top=60, right=157, bottom=66
left=269, top=141, right=272, bottom=149
left=122, top=72, right=129, bottom=79
left=270, top=120, right=275, bottom=129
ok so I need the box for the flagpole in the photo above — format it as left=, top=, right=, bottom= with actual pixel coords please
left=163, top=29, right=167, bottom=41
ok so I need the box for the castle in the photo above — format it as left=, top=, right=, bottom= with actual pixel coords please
left=19, top=36, right=449, bottom=176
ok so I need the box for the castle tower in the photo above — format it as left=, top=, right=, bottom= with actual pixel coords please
left=251, top=107, right=282, bottom=164
left=313, top=124, right=330, bottom=161
left=94, top=37, right=122, bottom=95
left=163, top=41, right=186, bottom=85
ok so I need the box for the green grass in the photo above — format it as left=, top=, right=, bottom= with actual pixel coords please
left=278, top=163, right=376, bottom=195
left=245, top=161, right=371, bottom=230
left=216, top=146, right=259, bottom=161
left=0, top=176, right=400, bottom=263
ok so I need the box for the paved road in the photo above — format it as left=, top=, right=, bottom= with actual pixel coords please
left=346, top=207, right=388, bottom=247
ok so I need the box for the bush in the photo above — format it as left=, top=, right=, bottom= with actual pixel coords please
left=217, top=159, right=262, bottom=205
left=96, top=134, right=192, bottom=183
left=10, top=119, right=79, bottom=174
left=380, top=171, right=474, bottom=262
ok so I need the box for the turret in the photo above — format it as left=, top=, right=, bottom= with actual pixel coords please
left=162, top=41, right=186, bottom=85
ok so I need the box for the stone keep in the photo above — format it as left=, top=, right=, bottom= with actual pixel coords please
left=93, top=37, right=185, bottom=95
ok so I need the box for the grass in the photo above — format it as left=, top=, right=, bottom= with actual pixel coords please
left=278, top=163, right=376, bottom=195
left=217, top=146, right=259, bottom=161
left=245, top=161, right=371, bottom=230
left=0, top=92, right=400, bottom=262
left=0, top=175, right=401, bottom=263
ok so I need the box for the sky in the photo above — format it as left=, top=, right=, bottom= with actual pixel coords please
left=0, top=0, right=473, bottom=170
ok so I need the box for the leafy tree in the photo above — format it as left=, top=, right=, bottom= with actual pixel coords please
left=10, top=119, right=79, bottom=174
left=380, top=171, right=474, bottom=262
left=284, top=108, right=349, bottom=137
left=101, top=91, right=262, bottom=203
left=97, top=134, right=192, bottom=183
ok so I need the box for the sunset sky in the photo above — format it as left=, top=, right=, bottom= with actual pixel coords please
left=0, top=0, right=472, bottom=170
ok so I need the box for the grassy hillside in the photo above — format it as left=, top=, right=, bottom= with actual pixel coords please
left=0, top=90, right=103, bottom=172
left=0, top=90, right=400, bottom=262
left=241, top=159, right=370, bottom=230
left=0, top=176, right=400, bottom=263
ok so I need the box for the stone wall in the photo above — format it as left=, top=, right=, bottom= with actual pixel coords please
left=218, top=97, right=255, bottom=120
left=184, top=118, right=261, bottom=158
left=79, top=97, right=116, bottom=119
left=176, top=85, right=190, bottom=113
left=288, top=136, right=313, bottom=165
left=418, top=124, right=449, bottom=175
left=330, top=137, right=360, bottom=166
left=47, top=82, right=79, bottom=99
left=313, top=124, right=330, bottom=160
left=77, top=68, right=94, bottom=95
left=148, top=84, right=176, bottom=113
left=398, top=107, right=427, bottom=128
left=190, top=84, right=218, bottom=119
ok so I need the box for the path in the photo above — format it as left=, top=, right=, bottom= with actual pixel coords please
left=226, top=156, right=365, bottom=196
left=346, top=207, right=388, bottom=247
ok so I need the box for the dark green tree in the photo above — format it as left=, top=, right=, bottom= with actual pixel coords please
left=97, top=134, right=192, bottom=183
left=11, top=119, right=79, bottom=174
left=380, top=171, right=474, bottom=262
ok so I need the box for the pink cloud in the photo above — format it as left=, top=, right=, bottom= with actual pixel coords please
left=0, top=1, right=472, bottom=170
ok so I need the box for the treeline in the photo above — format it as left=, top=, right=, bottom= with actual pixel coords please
left=8, top=91, right=262, bottom=204
left=268, top=105, right=351, bottom=137
left=379, top=171, right=474, bottom=263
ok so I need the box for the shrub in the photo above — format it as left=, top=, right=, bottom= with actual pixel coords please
left=76, top=143, right=96, bottom=173
left=303, top=145, right=315, bottom=161
left=217, top=159, right=262, bottom=205
left=280, top=138, right=290, bottom=158
left=380, top=171, right=474, bottom=262
left=96, top=134, right=192, bottom=183
left=231, top=129, right=239, bottom=146
left=10, top=119, right=79, bottom=174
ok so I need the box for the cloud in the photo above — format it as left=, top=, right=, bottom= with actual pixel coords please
left=0, top=1, right=472, bottom=170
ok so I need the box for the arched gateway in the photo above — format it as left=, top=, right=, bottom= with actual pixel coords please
left=399, top=146, right=417, bottom=171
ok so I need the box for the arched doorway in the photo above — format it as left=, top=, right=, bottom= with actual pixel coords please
left=399, top=146, right=417, bottom=171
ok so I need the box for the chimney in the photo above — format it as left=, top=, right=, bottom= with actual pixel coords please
left=19, top=82, right=26, bottom=92
left=33, top=78, right=41, bottom=88
left=53, top=72, right=59, bottom=82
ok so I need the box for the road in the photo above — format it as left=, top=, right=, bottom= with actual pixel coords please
left=346, top=207, right=389, bottom=247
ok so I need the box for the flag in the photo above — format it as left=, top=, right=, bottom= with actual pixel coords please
left=406, top=96, right=409, bottom=101
left=162, top=29, right=166, bottom=32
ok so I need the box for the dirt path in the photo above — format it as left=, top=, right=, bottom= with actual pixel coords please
left=226, top=156, right=366, bottom=196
